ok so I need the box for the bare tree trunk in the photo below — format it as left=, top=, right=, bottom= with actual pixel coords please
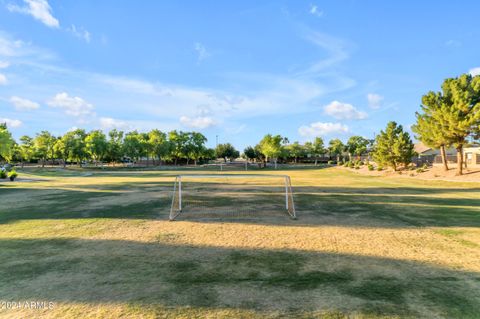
left=314, top=157, right=318, bottom=166
left=456, top=146, right=463, bottom=175
left=440, top=145, right=448, bottom=171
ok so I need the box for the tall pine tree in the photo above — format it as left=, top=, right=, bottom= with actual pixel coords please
left=412, top=90, right=451, bottom=171
left=432, top=74, right=480, bottom=175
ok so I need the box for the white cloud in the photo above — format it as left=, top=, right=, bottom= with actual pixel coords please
left=298, top=122, right=349, bottom=137
left=9, top=96, right=40, bottom=110
left=469, top=67, right=480, bottom=77
left=47, top=92, right=95, bottom=117
left=0, top=61, right=9, bottom=68
left=99, top=117, right=131, bottom=131
left=194, top=42, right=210, bottom=62
left=324, top=100, right=367, bottom=120
left=67, top=25, right=91, bottom=43
left=180, top=116, right=216, bottom=129
left=0, top=73, right=6, bottom=85
left=0, top=117, right=22, bottom=128
left=367, top=93, right=384, bottom=109
left=7, top=0, right=60, bottom=28
left=309, top=4, right=324, bottom=17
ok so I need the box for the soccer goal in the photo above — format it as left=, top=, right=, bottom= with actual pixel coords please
left=169, top=174, right=296, bottom=220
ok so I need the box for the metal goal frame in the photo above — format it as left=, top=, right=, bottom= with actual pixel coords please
left=169, top=174, right=296, bottom=220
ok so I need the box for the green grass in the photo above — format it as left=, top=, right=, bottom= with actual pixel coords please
left=0, top=166, right=479, bottom=318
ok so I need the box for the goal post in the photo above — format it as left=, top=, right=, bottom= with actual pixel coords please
left=169, top=174, right=296, bottom=220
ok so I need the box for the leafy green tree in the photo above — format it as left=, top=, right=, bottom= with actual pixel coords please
left=187, top=132, right=207, bottom=165
left=258, top=134, right=283, bottom=169
left=427, top=74, right=480, bottom=175
left=215, top=143, right=239, bottom=162
left=201, top=148, right=216, bottom=162
left=243, top=146, right=257, bottom=162
left=17, top=135, right=35, bottom=167
left=0, top=123, right=15, bottom=162
left=54, top=132, right=75, bottom=167
left=123, top=131, right=148, bottom=163
left=33, top=131, right=56, bottom=167
left=169, top=130, right=189, bottom=165
left=105, top=129, right=124, bottom=166
left=372, top=121, right=416, bottom=171
left=346, top=136, right=369, bottom=160
left=307, top=137, right=325, bottom=165
left=85, top=130, right=108, bottom=165
left=328, top=139, right=345, bottom=162
left=286, top=141, right=304, bottom=163
left=70, top=129, right=87, bottom=167
left=148, top=129, right=170, bottom=165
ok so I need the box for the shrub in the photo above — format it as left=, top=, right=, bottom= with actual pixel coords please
left=0, top=170, right=6, bottom=179
left=377, top=166, right=384, bottom=171
left=416, top=168, right=425, bottom=173
left=327, top=160, right=333, bottom=165
left=354, top=165, right=360, bottom=169
left=368, top=164, right=374, bottom=171
left=422, top=163, right=428, bottom=170
left=8, top=169, right=18, bottom=180
left=348, top=162, right=355, bottom=168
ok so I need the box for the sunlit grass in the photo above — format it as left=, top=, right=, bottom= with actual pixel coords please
left=0, top=166, right=479, bottom=318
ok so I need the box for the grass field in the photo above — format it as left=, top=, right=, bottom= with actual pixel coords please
left=0, top=166, right=479, bottom=318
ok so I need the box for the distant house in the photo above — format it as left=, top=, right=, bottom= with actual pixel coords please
left=414, top=142, right=456, bottom=157
left=464, top=146, right=480, bottom=167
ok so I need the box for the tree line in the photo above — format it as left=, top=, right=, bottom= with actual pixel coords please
left=242, top=122, right=415, bottom=171
left=0, top=127, right=216, bottom=167
left=1, top=73, right=478, bottom=174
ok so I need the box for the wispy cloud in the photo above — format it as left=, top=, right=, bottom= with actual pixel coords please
left=309, top=4, right=324, bottom=17
left=0, top=73, right=6, bottom=85
left=194, top=42, right=211, bottom=62
left=0, top=29, right=355, bottom=135
left=0, top=61, right=9, bottom=68
left=298, top=29, right=350, bottom=77
left=367, top=93, right=383, bottom=109
left=445, top=39, right=461, bottom=47
left=67, top=25, right=91, bottom=43
left=299, top=122, right=348, bottom=137
left=7, top=0, right=59, bottom=28
left=10, top=96, right=40, bottom=110
left=324, top=100, right=367, bottom=120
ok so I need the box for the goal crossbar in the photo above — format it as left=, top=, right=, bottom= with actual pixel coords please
left=169, top=174, right=296, bottom=220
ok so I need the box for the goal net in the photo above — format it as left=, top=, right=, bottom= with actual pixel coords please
left=169, top=174, right=296, bottom=220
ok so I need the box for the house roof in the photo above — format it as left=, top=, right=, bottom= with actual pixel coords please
left=414, top=142, right=432, bottom=154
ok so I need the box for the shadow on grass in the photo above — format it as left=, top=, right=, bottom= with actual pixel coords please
left=1, top=179, right=480, bottom=227
left=0, top=238, right=479, bottom=318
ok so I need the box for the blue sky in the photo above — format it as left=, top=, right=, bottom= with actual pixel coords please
left=0, top=0, right=479, bottom=149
